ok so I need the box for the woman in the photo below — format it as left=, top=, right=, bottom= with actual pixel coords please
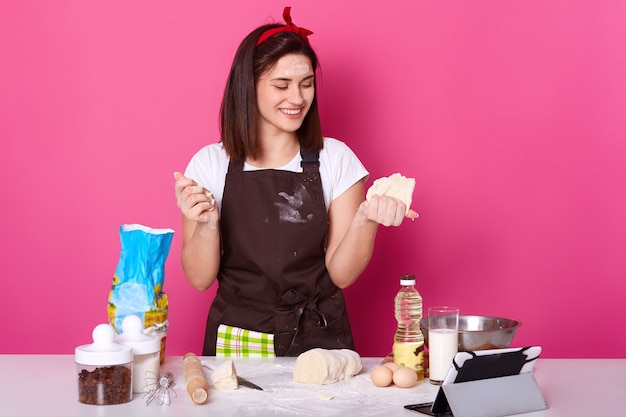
left=174, top=7, right=417, bottom=356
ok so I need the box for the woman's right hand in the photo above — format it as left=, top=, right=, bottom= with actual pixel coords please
left=357, top=195, right=418, bottom=227
left=173, top=172, right=218, bottom=223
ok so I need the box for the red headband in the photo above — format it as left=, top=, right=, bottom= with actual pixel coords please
left=256, top=7, right=313, bottom=46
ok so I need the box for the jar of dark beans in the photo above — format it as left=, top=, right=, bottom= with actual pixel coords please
left=75, top=323, right=133, bottom=405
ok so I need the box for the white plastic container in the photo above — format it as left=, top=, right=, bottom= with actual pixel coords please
left=115, top=315, right=161, bottom=393
left=75, top=324, right=133, bottom=405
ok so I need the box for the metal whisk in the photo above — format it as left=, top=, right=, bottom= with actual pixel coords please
left=143, top=371, right=177, bottom=406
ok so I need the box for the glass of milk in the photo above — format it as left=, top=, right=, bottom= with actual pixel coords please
left=428, top=306, right=459, bottom=385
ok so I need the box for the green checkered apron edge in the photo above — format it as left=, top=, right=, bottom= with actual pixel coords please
left=216, top=324, right=276, bottom=357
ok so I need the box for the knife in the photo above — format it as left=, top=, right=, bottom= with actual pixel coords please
left=236, top=375, right=264, bottom=391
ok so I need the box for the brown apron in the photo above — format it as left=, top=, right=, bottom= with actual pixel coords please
left=202, top=149, right=355, bottom=356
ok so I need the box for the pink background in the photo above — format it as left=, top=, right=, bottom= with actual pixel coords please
left=2, top=1, right=625, bottom=358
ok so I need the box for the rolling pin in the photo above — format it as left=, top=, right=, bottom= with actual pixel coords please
left=183, top=352, right=209, bottom=404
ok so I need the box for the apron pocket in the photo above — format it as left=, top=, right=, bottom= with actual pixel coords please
left=216, top=324, right=276, bottom=358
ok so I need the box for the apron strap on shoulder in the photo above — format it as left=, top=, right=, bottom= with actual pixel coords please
left=300, top=149, right=320, bottom=169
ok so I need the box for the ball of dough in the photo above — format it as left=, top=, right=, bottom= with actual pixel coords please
left=211, top=360, right=239, bottom=390
left=366, top=173, right=415, bottom=215
left=293, top=348, right=362, bottom=385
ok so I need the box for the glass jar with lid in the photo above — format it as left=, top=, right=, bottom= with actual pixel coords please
left=75, top=323, right=133, bottom=405
left=115, top=314, right=161, bottom=393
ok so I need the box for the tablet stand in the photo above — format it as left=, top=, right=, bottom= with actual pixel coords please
left=432, top=372, right=547, bottom=417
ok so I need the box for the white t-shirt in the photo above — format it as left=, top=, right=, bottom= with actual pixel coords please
left=184, top=137, right=369, bottom=211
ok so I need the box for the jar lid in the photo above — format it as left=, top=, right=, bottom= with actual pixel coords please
left=75, top=324, right=133, bottom=365
left=115, top=315, right=160, bottom=354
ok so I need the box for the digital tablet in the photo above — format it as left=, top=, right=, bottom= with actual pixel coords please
left=404, top=346, right=542, bottom=416
left=441, top=345, right=542, bottom=385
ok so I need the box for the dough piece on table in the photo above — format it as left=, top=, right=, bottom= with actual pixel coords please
left=293, top=348, right=362, bottom=385
left=366, top=173, right=415, bottom=215
left=211, top=360, right=239, bottom=390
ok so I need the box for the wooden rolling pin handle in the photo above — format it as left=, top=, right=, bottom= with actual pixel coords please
left=183, top=352, right=209, bottom=404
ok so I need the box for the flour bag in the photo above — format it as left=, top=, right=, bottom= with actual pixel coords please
left=107, top=224, right=174, bottom=362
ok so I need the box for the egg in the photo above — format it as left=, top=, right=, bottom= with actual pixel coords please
left=370, top=365, right=394, bottom=387
left=392, top=366, right=418, bottom=388
left=383, top=361, right=400, bottom=372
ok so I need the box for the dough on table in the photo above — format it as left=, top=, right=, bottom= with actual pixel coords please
left=211, top=360, right=239, bottom=390
left=366, top=173, right=415, bottom=215
left=293, top=348, right=362, bottom=385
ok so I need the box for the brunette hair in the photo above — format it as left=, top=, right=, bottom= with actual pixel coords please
left=219, top=25, right=323, bottom=161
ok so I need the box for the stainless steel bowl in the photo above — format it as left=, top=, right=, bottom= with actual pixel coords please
left=420, top=315, right=522, bottom=351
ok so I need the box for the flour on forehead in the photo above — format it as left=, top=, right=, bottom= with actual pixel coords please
left=284, top=63, right=310, bottom=77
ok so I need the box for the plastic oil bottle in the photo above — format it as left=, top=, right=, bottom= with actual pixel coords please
left=392, top=274, right=425, bottom=380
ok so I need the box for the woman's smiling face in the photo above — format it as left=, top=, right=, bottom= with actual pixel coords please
left=256, top=54, right=315, bottom=136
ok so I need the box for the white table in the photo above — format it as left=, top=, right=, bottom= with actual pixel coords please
left=1, top=355, right=624, bottom=416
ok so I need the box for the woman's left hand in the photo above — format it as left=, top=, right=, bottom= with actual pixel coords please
left=358, top=196, right=418, bottom=226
